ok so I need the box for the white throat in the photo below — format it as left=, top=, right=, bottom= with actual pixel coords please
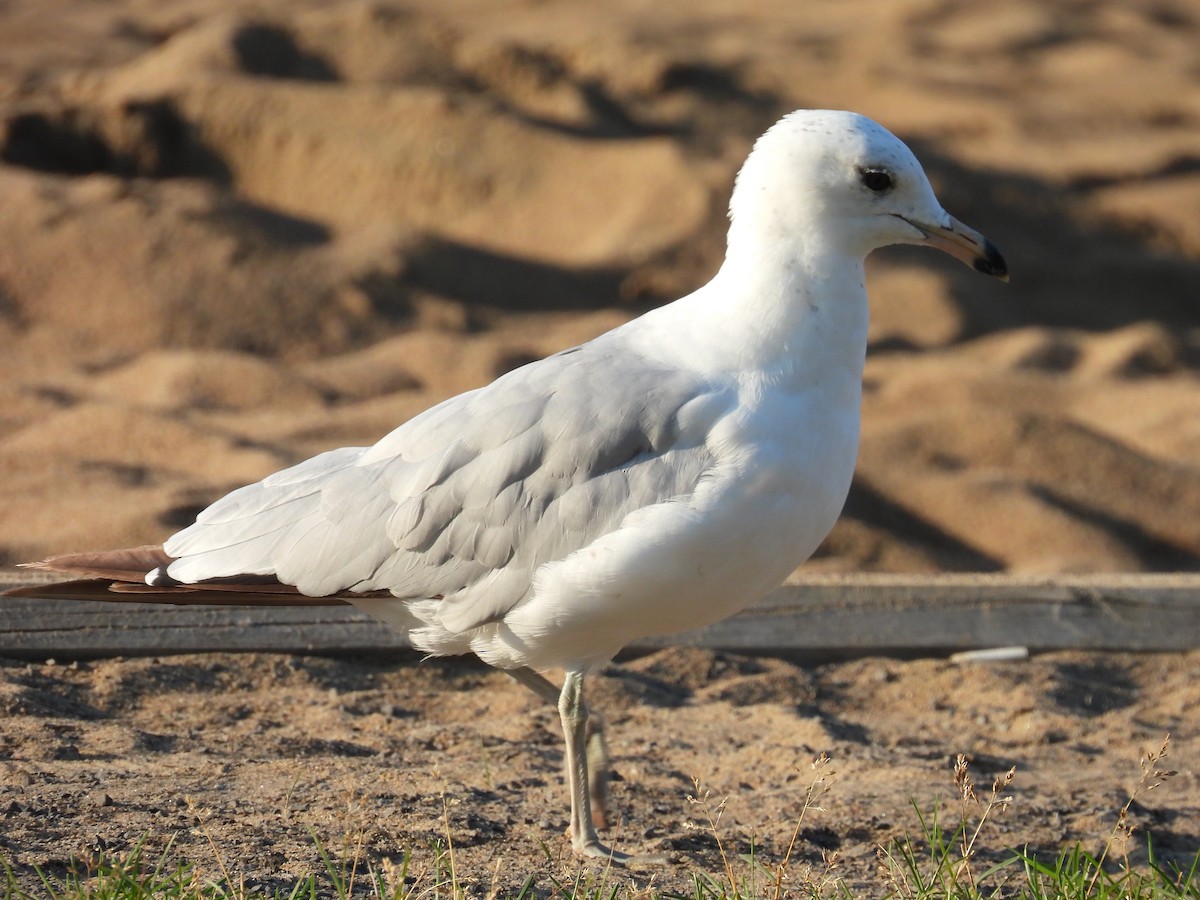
left=649, top=225, right=871, bottom=397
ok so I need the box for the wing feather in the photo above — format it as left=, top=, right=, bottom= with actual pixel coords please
left=160, top=336, right=731, bottom=634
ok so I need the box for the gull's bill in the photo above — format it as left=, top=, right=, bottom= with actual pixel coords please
left=901, top=213, right=1009, bottom=281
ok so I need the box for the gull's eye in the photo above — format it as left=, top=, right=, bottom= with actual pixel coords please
left=859, top=167, right=894, bottom=193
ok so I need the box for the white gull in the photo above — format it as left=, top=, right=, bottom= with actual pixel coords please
left=19, top=109, right=1007, bottom=863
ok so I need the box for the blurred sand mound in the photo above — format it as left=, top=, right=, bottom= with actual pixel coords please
left=0, top=0, right=1197, bottom=574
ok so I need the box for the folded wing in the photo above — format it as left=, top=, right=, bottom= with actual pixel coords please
left=157, top=337, right=728, bottom=633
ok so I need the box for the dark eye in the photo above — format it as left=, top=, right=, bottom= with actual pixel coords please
left=859, top=167, right=894, bottom=193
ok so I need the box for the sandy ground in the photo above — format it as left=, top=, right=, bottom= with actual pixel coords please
left=0, top=0, right=1198, bottom=892
left=0, top=648, right=1197, bottom=894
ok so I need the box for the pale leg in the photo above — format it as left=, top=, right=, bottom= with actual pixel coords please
left=557, top=670, right=667, bottom=865
left=504, top=666, right=610, bottom=829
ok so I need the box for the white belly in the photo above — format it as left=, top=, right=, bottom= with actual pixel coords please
left=473, top=397, right=861, bottom=672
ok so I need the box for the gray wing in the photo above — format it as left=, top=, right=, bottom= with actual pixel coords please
left=164, top=335, right=728, bottom=632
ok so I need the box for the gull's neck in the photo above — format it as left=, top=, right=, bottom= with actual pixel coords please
left=662, top=231, right=871, bottom=388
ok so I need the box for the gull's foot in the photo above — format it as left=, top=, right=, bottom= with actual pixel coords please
left=574, top=838, right=671, bottom=867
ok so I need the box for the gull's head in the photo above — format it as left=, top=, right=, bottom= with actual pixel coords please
left=729, top=110, right=1007, bottom=280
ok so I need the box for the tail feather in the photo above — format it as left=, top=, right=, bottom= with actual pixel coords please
left=5, top=545, right=379, bottom=606
left=22, top=545, right=173, bottom=582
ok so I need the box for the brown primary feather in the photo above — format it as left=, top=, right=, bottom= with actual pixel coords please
left=1, top=579, right=352, bottom=605
left=5, top=545, right=366, bottom=606
left=21, top=545, right=175, bottom=582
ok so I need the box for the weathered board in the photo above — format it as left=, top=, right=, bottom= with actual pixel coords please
left=2, top=570, right=1197, bottom=660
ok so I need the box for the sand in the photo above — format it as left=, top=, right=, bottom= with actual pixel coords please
left=0, top=0, right=1197, bottom=891
left=0, top=649, right=1196, bottom=894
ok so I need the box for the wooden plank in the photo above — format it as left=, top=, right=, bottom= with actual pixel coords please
left=0, top=595, right=402, bottom=656
left=1, top=570, right=1198, bottom=659
left=646, top=574, right=1200, bottom=654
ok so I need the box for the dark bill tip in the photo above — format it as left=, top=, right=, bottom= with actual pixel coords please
left=974, top=238, right=1009, bottom=282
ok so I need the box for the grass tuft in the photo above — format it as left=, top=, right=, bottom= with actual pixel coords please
left=876, top=736, right=1197, bottom=900
left=676, top=752, right=846, bottom=900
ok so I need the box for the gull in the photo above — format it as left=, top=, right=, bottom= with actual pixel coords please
left=11, top=110, right=1007, bottom=863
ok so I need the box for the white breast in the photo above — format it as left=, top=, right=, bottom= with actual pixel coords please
left=464, top=371, right=862, bottom=672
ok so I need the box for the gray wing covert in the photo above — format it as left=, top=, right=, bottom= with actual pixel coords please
left=164, top=339, right=726, bottom=631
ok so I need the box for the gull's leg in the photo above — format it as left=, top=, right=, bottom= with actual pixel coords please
left=559, top=669, right=610, bottom=858
left=505, top=666, right=560, bottom=705
left=557, top=671, right=667, bottom=865
left=584, top=708, right=611, bottom=829
left=504, top=666, right=610, bottom=829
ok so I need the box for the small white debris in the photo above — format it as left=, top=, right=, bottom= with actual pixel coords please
left=950, top=646, right=1029, bottom=664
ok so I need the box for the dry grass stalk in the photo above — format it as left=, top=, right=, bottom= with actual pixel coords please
left=770, top=752, right=839, bottom=900
left=684, top=753, right=842, bottom=899
left=952, top=754, right=1015, bottom=890
left=1089, top=733, right=1177, bottom=892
